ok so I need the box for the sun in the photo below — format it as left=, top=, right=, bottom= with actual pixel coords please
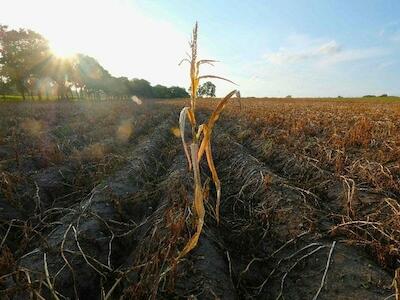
left=49, top=40, right=77, bottom=58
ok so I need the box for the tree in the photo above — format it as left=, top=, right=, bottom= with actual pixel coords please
left=168, top=86, right=189, bottom=98
left=152, top=84, right=169, bottom=98
left=104, top=76, right=129, bottom=100
left=1, top=24, right=189, bottom=101
left=73, top=54, right=113, bottom=100
left=129, top=78, right=153, bottom=98
left=0, top=25, right=50, bottom=100
left=198, top=81, right=216, bottom=97
left=36, top=55, right=74, bottom=100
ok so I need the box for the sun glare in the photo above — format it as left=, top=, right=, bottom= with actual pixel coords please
left=1, top=0, right=189, bottom=90
left=50, top=41, right=76, bottom=58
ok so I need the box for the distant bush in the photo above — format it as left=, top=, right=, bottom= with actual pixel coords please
left=286, top=95, right=292, bottom=98
left=338, top=96, right=343, bottom=98
left=363, top=95, right=376, bottom=98
left=380, top=94, right=388, bottom=97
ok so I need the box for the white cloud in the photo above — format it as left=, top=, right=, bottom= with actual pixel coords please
left=264, top=40, right=341, bottom=64
left=264, top=34, right=387, bottom=67
left=317, top=40, right=341, bottom=55
left=248, top=33, right=397, bottom=97
left=318, top=48, right=389, bottom=67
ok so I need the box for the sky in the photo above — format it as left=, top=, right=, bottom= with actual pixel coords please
left=1, top=0, right=399, bottom=97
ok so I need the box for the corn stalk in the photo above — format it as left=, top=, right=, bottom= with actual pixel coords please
left=178, top=22, right=239, bottom=257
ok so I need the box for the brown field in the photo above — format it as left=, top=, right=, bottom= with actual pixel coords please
left=0, top=98, right=399, bottom=299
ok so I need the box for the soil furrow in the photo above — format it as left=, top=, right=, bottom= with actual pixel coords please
left=211, top=132, right=393, bottom=299
left=2, top=113, right=179, bottom=299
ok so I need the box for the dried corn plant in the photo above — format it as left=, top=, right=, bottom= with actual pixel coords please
left=178, top=22, right=239, bottom=257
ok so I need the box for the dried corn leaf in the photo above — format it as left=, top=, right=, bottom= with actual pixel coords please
left=178, top=22, right=239, bottom=258
left=179, top=107, right=192, bottom=170
left=208, top=89, right=238, bottom=129
left=204, top=129, right=221, bottom=224
left=198, top=90, right=237, bottom=160
left=197, top=124, right=210, bottom=162
left=187, top=108, right=196, bottom=126
left=198, top=75, right=237, bottom=86
left=197, top=60, right=218, bottom=68
left=179, top=144, right=205, bottom=258
left=196, top=124, right=205, bottom=141
left=178, top=58, right=191, bottom=66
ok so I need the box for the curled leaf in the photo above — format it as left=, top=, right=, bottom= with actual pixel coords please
left=179, top=107, right=192, bottom=171
left=196, top=124, right=206, bottom=141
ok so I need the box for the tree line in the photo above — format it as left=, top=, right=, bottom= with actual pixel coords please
left=0, top=25, right=191, bottom=100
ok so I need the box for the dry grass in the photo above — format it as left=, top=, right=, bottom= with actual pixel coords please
left=0, top=96, right=398, bottom=299
left=173, top=97, right=400, bottom=270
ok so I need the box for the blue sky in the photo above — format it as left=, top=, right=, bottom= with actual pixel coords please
left=1, top=0, right=400, bottom=96
left=135, top=0, right=400, bottom=97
